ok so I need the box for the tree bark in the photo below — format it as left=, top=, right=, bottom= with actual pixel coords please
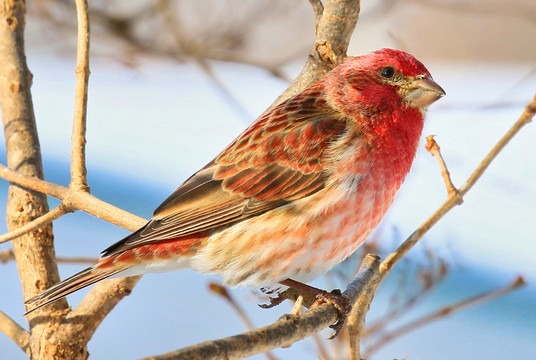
left=0, top=1, right=88, bottom=358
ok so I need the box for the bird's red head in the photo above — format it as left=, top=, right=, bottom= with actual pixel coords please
left=325, top=48, right=445, bottom=118
left=346, top=48, right=431, bottom=78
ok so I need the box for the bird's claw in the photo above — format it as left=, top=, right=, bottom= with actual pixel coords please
left=311, top=289, right=351, bottom=339
left=259, top=293, right=287, bottom=309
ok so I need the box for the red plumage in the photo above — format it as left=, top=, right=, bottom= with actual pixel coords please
left=25, top=48, right=444, bottom=313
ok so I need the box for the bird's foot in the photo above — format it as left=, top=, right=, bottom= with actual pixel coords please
left=311, top=288, right=351, bottom=339
left=279, top=278, right=351, bottom=339
left=259, top=293, right=287, bottom=309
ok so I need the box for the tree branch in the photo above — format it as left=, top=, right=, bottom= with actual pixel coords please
left=364, top=276, right=526, bottom=357
left=458, top=93, right=536, bottom=195
left=379, top=90, right=536, bottom=280
left=346, top=256, right=381, bottom=360
left=62, top=276, right=141, bottom=342
left=0, top=248, right=98, bottom=264
left=0, top=310, right=30, bottom=356
left=0, top=1, right=71, bottom=357
left=155, top=0, right=253, bottom=123
left=139, top=255, right=380, bottom=360
left=70, top=0, right=91, bottom=192
left=209, top=283, right=280, bottom=360
left=269, top=0, right=360, bottom=109
left=0, top=202, right=72, bottom=244
left=0, top=163, right=146, bottom=231
left=425, top=135, right=461, bottom=199
left=309, top=0, right=325, bottom=24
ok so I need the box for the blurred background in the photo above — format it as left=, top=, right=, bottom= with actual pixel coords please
left=1, top=0, right=535, bottom=359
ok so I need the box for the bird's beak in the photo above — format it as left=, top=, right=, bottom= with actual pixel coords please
left=405, top=75, right=446, bottom=107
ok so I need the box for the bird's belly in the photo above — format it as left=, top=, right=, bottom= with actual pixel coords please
left=190, top=177, right=395, bottom=288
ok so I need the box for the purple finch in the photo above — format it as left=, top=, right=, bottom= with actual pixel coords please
left=26, top=48, right=445, bottom=315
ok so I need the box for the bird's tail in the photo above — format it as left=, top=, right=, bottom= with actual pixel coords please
left=24, top=263, right=127, bottom=315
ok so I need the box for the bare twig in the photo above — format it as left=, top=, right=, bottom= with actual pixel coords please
left=366, top=252, right=448, bottom=335
left=0, top=310, right=30, bottom=356
left=0, top=248, right=98, bottom=264
left=65, top=275, right=141, bottom=341
left=0, top=164, right=146, bottom=231
left=270, top=0, right=361, bottom=109
left=425, top=135, right=462, bottom=200
left=139, top=255, right=380, bottom=360
left=408, top=0, right=536, bottom=25
left=53, top=1, right=145, bottom=345
left=346, top=256, right=381, bottom=360
left=364, top=276, right=526, bottom=357
left=209, top=283, right=256, bottom=331
left=55, top=255, right=100, bottom=264
left=380, top=91, right=536, bottom=280
left=209, top=283, right=280, bottom=360
left=70, top=0, right=91, bottom=192
left=0, top=248, right=13, bottom=263
left=311, top=332, right=333, bottom=360
left=290, top=295, right=304, bottom=316
left=309, top=0, right=325, bottom=24
left=0, top=203, right=72, bottom=244
left=0, top=1, right=145, bottom=355
left=155, top=0, right=253, bottom=123
left=458, top=94, right=536, bottom=195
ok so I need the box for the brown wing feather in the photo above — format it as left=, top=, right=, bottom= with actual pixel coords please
left=103, top=90, right=347, bottom=256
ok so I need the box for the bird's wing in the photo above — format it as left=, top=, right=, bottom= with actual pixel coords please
left=102, top=97, right=347, bottom=256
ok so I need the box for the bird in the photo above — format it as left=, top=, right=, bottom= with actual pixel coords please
left=25, top=49, right=445, bottom=319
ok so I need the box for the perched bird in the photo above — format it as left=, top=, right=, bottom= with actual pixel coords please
left=25, top=49, right=445, bottom=317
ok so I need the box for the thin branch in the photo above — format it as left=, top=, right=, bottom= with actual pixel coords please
left=0, top=248, right=13, bottom=263
left=208, top=283, right=256, bottom=332
left=309, top=0, right=325, bottom=25
left=379, top=90, right=536, bottom=281
left=0, top=310, right=30, bottom=356
left=408, top=0, right=536, bottom=25
left=364, top=276, right=526, bottom=357
left=347, top=255, right=381, bottom=360
left=269, top=0, right=361, bottom=109
left=425, top=135, right=461, bottom=199
left=0, top=203, right=72, bottom=244
left=0, top=248, right=98, bottom=264
left=70, top=0, right=91, bottom=192
left=54, top=1, right=145, bottom=345
left=366, top=253, right=448, bottom=335
left=458, top=93, right=536, bottom=196
left=139, top=255, right=380, bottom=360
left=208, top=283, right=279, bottom=360
left=55, top=255, right=99, bottom=264
left=0, top=163, right=146, bottom=232
left=63, top=275, right=141, bottom=342
left=290, top=295, right=304, bottom=316
left=311, top=332, right=333, bottom=360
left=155, top=0, right=253, bottom=123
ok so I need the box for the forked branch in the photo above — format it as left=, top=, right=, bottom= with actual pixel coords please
left=380, top=90, right=536, bottom=280
left=425, top=135, right=462, bottom=200
left=0, top=203, right=72, bottom=244
left=138, top=255, right=380, bottom=360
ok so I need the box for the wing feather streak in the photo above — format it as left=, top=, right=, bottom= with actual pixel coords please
left=102, top=91, right=349, bottom=256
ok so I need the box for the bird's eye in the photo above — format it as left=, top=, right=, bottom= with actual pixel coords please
left=380, top=66, right=395, bottom=79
